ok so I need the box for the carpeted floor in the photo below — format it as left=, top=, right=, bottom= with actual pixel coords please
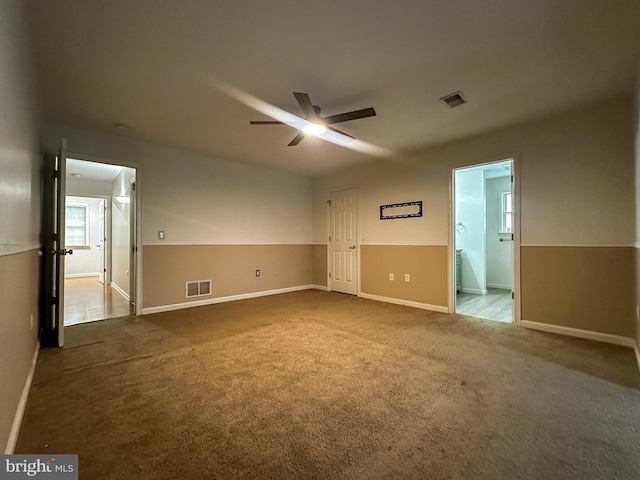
left=16, top=290, right=640, bottom=479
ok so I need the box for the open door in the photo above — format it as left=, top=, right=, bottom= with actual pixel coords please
left=128, top=177, right=137, bottom=308
left=98, top=198, right=106, bottom=284
left=41, top=139, right=70, bottom=347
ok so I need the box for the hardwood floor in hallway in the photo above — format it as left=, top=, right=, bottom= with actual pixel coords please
left=64, top=276, right=134, bottom=325
left=456, top=288, right=512, bottom=323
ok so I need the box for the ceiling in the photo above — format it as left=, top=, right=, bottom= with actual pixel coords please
left=67, top=158, right=123, bottom=182
left=27, top=1, right=640, bottom=177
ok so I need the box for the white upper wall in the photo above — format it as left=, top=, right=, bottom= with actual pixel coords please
left=313, top=97, right=635, bottom=247
left=40, top=124, right=313, bottom=245
left=0, top=0, right=40, bottom=253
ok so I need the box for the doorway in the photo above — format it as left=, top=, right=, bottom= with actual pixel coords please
left=452, top=159, right=515, bottom=323
left=64, top=158, right=137, bottom=325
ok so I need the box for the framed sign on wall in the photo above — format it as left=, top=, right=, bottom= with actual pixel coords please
left=380, top=201, right=422, bottom=220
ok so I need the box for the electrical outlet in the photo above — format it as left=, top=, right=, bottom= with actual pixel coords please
left=404, top=274, right=410, bottom=282
left=389, top=273, right=394, bottom=281
left=158, top=230, right=165, bottom=240
left=256, top=269, right=261, bottom=277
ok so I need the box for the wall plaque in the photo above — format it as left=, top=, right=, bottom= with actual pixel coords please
left=380, top=201, right=422, bottom=220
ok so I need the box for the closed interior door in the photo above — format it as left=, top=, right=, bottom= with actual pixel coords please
left=329, top=188, right=358, bottom=295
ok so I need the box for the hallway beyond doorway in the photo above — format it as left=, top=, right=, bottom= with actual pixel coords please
left=64, top=277, right=133, bottom=325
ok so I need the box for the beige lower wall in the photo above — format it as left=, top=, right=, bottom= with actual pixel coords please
left=0, top=250, right=40, bottom=452
left=521, top=246, right=635, bottom=338
left=635, top=247, right=639, bottom=349
left=312, top=244, right=327, bottom=287
left=143, top=244, right=313, bottom=308
left=360, top=245, right=448, bottom=308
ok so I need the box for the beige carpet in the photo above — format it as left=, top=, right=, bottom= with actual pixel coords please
left=16, top=290, right=640, bottom=479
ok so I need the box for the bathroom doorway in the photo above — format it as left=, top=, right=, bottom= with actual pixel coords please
left=452, top=159, right=516, bottom=323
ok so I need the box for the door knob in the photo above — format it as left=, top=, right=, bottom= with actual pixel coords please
left=349, top=245, right=356, bottom=250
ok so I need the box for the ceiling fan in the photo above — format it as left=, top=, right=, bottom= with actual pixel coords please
left=250, top=92, right=376, bottom=146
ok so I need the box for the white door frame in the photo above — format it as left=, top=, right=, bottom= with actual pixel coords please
left=449, top=156, right=521, bottom=325
left=65, top=152, right=143, bottom=316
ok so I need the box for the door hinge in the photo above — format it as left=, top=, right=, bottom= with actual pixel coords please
left=52, top=233, right=57, bottom=241
left=327, top=200, right=331, bottom=206
left=52, top=296, right=58, bottom=305
left=329, top=272, right=332, bottom=278
left=329, top=236, right=332, bottom=242
left=511, top=292, right=515, bottom=300
left=511, top=175, right=514, bottom=183
left=511, top=233, right=514, bottom=241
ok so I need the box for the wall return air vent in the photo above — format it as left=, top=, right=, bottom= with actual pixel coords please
left=186, top=280, right=212, bottom=298
left=440, top=91, right=467, bottom=108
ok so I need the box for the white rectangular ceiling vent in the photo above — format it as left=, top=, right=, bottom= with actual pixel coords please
left=440, top=91, right=467, bottom=108
left=186, top=280, right=212, bottom=298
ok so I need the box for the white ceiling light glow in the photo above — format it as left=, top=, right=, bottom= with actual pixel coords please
left=302, top=123, right=327, bottom=136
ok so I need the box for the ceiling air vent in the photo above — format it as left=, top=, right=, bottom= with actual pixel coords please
left=440, top=91, right=467, bottom=108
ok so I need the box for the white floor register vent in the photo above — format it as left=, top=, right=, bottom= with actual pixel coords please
left=186, top=280, right=212, bottom=298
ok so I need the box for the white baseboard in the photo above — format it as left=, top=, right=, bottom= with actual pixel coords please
left=64, top=273, right=99, bottom=278
left=141, top=285, right=315, bottom=315
left=111, top=282, right=130, bottom=302
left=486, top=283, right=511, bottom=290
left=311, top=284, right=330, bottom=291
left=520, top=320, right=636, bottom=348
left=358, top=292, right=448, bottom=313
left=5, top=343, right=39, bottom=454
left=461, top=288, right=488, bottom=295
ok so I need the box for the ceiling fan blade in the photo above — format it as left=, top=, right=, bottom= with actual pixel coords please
left=288, top=131, right=305, bottom=146
left=323, top=107, right=376, bottom=125
left=293, top=92, right=316, bottom=119
left=327, top=126, right=355, bottom=140
left=249, top=120, right=285, bottom=125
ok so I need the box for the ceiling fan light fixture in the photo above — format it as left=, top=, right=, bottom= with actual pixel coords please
left=302, top=123, right=327, bottom=136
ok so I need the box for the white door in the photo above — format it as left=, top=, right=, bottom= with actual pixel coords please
left=128, top=177, right=136, bottom=307
left=98, top=198, right=106, bottom=284
left=329, top=188, right=358, bottom=295
left=41, top=139, right=68, bottom=346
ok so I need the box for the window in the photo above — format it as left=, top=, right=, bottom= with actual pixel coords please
left=500, top=191, right=512, bottom=233
left=66, top=203, right=89, bottom=246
